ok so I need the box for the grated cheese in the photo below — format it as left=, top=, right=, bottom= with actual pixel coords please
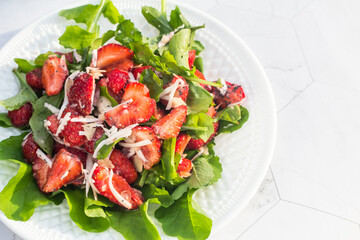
left=128, top=72, right=137, bottom=82
left=132, top=155, right=143, bottom=172
left=44, top=103, right=60, bottom=114
left=86, top=67, right=105, bottom=80
left=135, top=149, right=148, bottom=163
left=73, top=50, right=82, bottom=63
left=61, top=171, right=69, bottom=180
left=55, top=112, right=72, bottom=137
left=58, top=71, right=79, bottom=119
left=118, top=139, right=151, bottom=148
left=36, top=149, right=53, bottom=168
left=109, top=170, right=132, bottom=209
left=71, top=116, right=102, bottom=123
left=191, top=148, right=204, bottom=162
left=91, top=49, right=98, bottom=67
left=219, top=78, right=228, bottom=96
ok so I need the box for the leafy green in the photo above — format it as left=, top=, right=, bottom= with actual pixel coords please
left=161, top=138, right=184, bottom=185
left=191, top=40, right=205, bottom=55
left=169, top=6, right=191, bottom=29
left=141, top=184, right=174, bottom=207
left=95, top=136, right=124, bottom=160
left=91, top=30, right=116, bottom=50
left=107, top=201, right=161, bottom=240
left=0, top=69, right=38, bottom=111
left=194, top=57, right=203, bottom=73
left=186, top=81, right=213, bottom=114
left=186, top=157, right=214, bottom=189
left=139, top=69, right=163, bottom=101
left=142, top=6, right=173, bottom=34
left=138, top=165, right=167, bottom=188
left=171, top=182, right=189, bottom=200
left=168, top=29, right=191, bottom=68
left=218, top=106, right=249, bottom=134
left=0, top=159, right=51, bottom=221
left=0, top=133, right=28, bottom=161
left=183, top=113, right=214, bottom=141
left=103, top=1, right=124, bottom=24
left=29, top=92, right=64, bottom=155
left=34, top=51, right=57, bottom=66
left=155, top=189, right=212, bottom=240
left=59, top=4, right=100, bottom=29
left=99, top=86, right=118, bottom=107
left=59, top=25, right=97, bottom=49
left=84, top=193, right=114, bottom=218
left=217, top=104, right=242, bottom=124
left=0, top=113, right=13, bottom=128
left=115, top=20, right=143, bottom=47
left=14, top=58, right=36, bottom=73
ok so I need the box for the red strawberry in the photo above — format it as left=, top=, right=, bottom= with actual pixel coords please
left=55, top=52, right=74, bottom=64
left=32, top=157, right=50, bottom=191
left=26, top=68, right=42, bottom=90
left=104, top=58, right=134, bottom=74
left=22, top=133, right=40, bottom=163
left=152, top=105, right=187, bottom=139
left=92, top=166, right=143, bottom=209
left=109, top=149, right=137, bottom=184
left=175, top=133, right=191, bottom=155
left=68, top=73, right=95, bottom=116
left=60, top=107, right=86, bottom=147
left=177, top=158, right=192, bottom=178
left=42, top=55, right=68, bottom=96
left=83, top=127, right=105, bottom=153
left=46, top=114, right=60, bottom=135
left=161, top=76, right=189, bottom=107
left=213, top=81, right=245, bottom=109
left=95, top=44, right=134, bottom=70
left=206, top=105, right=216, bottom=118
left=42, top=149, right=83, bottom=193
left=153, top=104, right=166, bottom=120
left=194, top=69, right=212, bottom=92
left=188, top=50, right=196, bottom=68
left=107, top=69, right=128, bottom=95
left=53, top=141, right=87, bottom=165
left=186, top=138, right=205, bottom=150
left=7, top=102, right=33, bottom=127
left=131, top=66, right=153, bottom=79
left=129, top=126, right=161, bottom=170
left=105, top=83, right=155, bottom=129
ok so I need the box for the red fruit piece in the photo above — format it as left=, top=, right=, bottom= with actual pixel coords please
left=213, top=81, right=245, bottom=109
left=42, top=149, right=83, bottom=193
left=206, top=105, right=216, bottom=118
left=188, top=50, right=196, bottom=68
left=42, top=55, right=68, bottom=96
left=177, top=158, right=192, bottom=178
left=175, top=133, right=191, bottom=155
left=105, top=83, right=155, bottom=129
left=54, top=141, right=87, bottom=165
left=22, top=133, right=40, bottom=163
left=109, top=149, right=137, bottom=184
left=129, top=126, right=161, bottom=170
left=46, top=114, right=60, bottom=135
left=7, top=102, right=33, bottom=128
left=194, top=69, right=212, bottom=92
left=107, top=69, right=128, bottom=95
left=104, top=58, right=134, bottom=74
left=131, top=66, right=153, bottom=79
left=26, top=68, right=42, bottom=90
left=92, top=166, right=143, bottom=209
left=55, top=52, right=74, bottom=64
left=153, top=105, right=166, bottom=120
left=68, top=73, right=95, bottom=115
left=95, top=43, right=134, bottom=70
left=32, top=157, right=50, bottom=191
left=60, top=107, right=86, bottom=147
left=83, top=127, right=105, bottom=154
left=161, top=76, right=189, bottom=106
left=152, top=105, right=187, bottom=139
left=186, top=138, right=205, bottom=150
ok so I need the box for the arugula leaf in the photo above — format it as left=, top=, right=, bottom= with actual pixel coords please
left=95, top=136, right=124, bottom=160
left=194, top=57, right=204, bottom=73
left=183, top=113, right=214, bottom=141
left=91, top=30, right=115, bottom=50
left=61, top=187, right=110, bottom=232
left=14, top=58, right=36, bottom=73
left=84, top=193, right=114, bottom=218
left=217, top=104, right=241, bottom=124
left=59, top=4, right=100, bottom=29
left=186, top=157, right=214, bottom=189
left=142, top=6, right=173, bottom=34
left=186, top=81, right=213, bottom=114
left=107, top=201, right=161, bottom=240
left=0, top=113, right=13, bottom=128
left=171, top=182, right=189, bottom=200
left=139, top=69, right=163, bottom=101
left=0, top=133, right=28, bottom=161
left=218, top=106, right=249, bottom=134
left=59, top=25, right=97, bottom=49
left=161, top=138, right=184, bottom=185
left=99, top=86, right=118, bottom=107
left=115, top=20, right=143, bottom=47
left=191, top=40, right=205, bottom=55
left=29, top=92, right=64, bottom=155
left=138, top=165, right=168, bottom=188
left=155, top=189, right=212, bottom=240
left=0, top=159, right=51, bottom=221
left=141, top=184, right=174, bottom=207
left=34, top=51, right=57, bottom=66
left=168, top=29, right=191, bottom=68
left=0, top=69, right=38, bottom=111
left=169, top=6, right=191, bottom=29
left=103, top=1, right=124, bottom=24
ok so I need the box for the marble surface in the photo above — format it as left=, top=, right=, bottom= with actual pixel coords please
left=0, top=0, right=359, bottom=239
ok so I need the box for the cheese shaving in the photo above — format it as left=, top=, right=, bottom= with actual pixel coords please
left=91, top=49, right=98, bottom=67
left=191, top=148, right=204, bottom=161
left=103, top=99, right=133, bottom=114
left=219, top=78, right=228, bottom=95
left=71, top=116, right=102, bottom=123
left=165, top=78, right=180, bottom=110
left=86, top=67, right=105, bottom=80
left=227, top=100, right=244, bottom=108
left=55, top=112, right=72, bottom=136
left=118, top=139, right=151, bottom=148
left=58, top=71, right=79, bottom=119
left=128, top=72, right=137, bottom=82
left=44, top=103, right=60, bottom=114
left=36, top=149, right=53, bottom=168
left=84, top=160, right=99, bottom=200
left=61, top=171, right=69, bottom=180
left=73, top=50, right=82, bottom=63
left=132, top=155, right=143, bottom=172
left=135, top=149, right=148, bottom=163
left=171, top=97, right=186, bottom=108
left=109, top=170, right=132, bottom=209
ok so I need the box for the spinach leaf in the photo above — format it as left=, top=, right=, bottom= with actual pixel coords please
left=155, top=189, right=212, bottom=240
left=218, top=106, right=249, bottom=134
left=182, top=113, right=214, bottom=141
left=0, top=113, right=13, bottom=128
left=14, top=58, right=36, bottom=73
left=169, top=6, right=191, bottom=29
left=107, top=201, right=161, bottom=240
left=139, top=69, right=163, bottom=101
left=29, top=92, right=64, bottom=155
left=168, top=29, right=191, bottom=68
left=217, top=104, right=241, bottom=124
left=0, top=159, right=51, bottom=221
left=99, top=86, right=118, bottom=107
left=0, top=133, right=28, bottom=161
left=59, top=25, right=97, bottom=50
left=141, top=184, right=174, bottom=207
left=161, top=138, right=184, bottom=185
left=186, top=81, right=213, bottom=114
left=142, top=6, right=173, bottom=34
left=84, top=193, right=114, bottom=218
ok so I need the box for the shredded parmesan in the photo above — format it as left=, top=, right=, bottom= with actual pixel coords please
left=132, top=155, right=143, bottom=172
left=128, top=72, right=137, bottom=82
left=91, top=49, right=98, bottom=67
left=103, top=99, right=133, bottom=114
left=86, top=67, right=106, bottom=80
left=71, top=116, right=102, bottom=123
left=219, top=78, right=228, bottom=95
left=165, top=78, right=180, bottom=110
left=44, top=103, right=60, bottom=114
left=227, top=100, right=244, bottom=108
left=171, top=97, right=186, bottom=108
left=84, top=157, right=99, bottom=200
left=96, top=96, right=113, bottom=114
left=73, top=50, right=82, bottom=62
left=135, top=149, right=148, bottom=163
left=118, top=139, right=151, bottom=148
left=21, top=132, right=32, bottom=147
left=109, top=170, right=132, bottom=209
left=191, top=148, right=204, bottom=161
left=36, top=149, right=53, bottom=168
left=58, top=71, right=79, bottom=119
left=159, top=78, right=184, bottom=110
left=55, top=112, right=72, bottom=136
left=157, top=25, right=184, bottom=48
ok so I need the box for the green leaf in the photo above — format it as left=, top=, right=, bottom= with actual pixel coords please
left=14, top=58, right=36, bottom=73
left=186, top=81, right=213, bottom=114
left=61, top=187, right=110, bottom=232
left=59, top=25, right=97, bottom=49
left=95, top=137, right=124, bottom=160
left=0, top=133, right=28, bottom=161
left=183, top=113, right=214, bottom=141
left=84, top=193, right=114, bottom=218
left=193, top=57, right=203, bottom=73
left=142, top=6, right=173, bottom=34
left=115, top=19, right=143, bottom=47
left=91, top=30, right=115, bottom=50
left=218, top=106, right=249, bottom=134
left=169, top=6, right=191, bottom=29
left=171, top=182, right=189, bottom=200
left=186, top=157, right=214, bottom=189
left=103, top=1, right=124, bottom=24
left=191, top=40, right=205, bottom=55
left=161, top=138, right=185, bottom=185
left=0, top=159, right=51, bottom=221
left=139, top=165, right=168, bottom=188
left=29, top=92, right=64, bottom=155
left=107, top=201, right=161, bottom=240
left=0, top=113, right=13, bottom=128
left=217, top=104, right=242, bottom=124
left=139, top=69, right=163, bottom=101
left=34, top=51, right=57, bottom=66
left=99, top=86, right=118, bottom=107
left=59, top=4, right=99, bottom=29
left=168, top=29, right=191, bottom=69
left=141, top=184, right=174, bottom=207
left=155, top=189, right=212, bottom=240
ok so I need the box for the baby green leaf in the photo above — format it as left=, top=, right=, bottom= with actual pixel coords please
left=0, top=133, right=28, bottom=161
left=139, top=69, right=163, bottom=101
left=14, top=58, right=36, bottom=73
left=168, top=29, right=191, bottom=69
left=186, top=81, right=213, bottom=114
left=218, top=106, right=249, bottom=134
left=183, top=113, right=214, bottom=141
left=217, top=105, right=242, bottom=124
left=141, top=184, right=174, bottom=207
left=103, top=1, right=124, bottom=24
left=161, top=138, right=185, bottom=185
left=100, top=86, right=118, bottom=107
left=186, top=157, right=214, bottom=189
left=34, top=51, right=57, bottom=66
left=115, top=20, right=143, bottom=47
left=169, top=6, right=190, bottom=29
left=142, top=6, right=173, bottom=34
left=0, top=113, right=13, bottom=128
left=59, top=26, right=97, bottom=49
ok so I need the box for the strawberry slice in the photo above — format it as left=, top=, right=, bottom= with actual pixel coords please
left=68, top=73, right=95, bottom=116
left=42, top=149, right=83, bottom=193
left=188, top=50, right=196, bottom=68
left=160, top=76, right=189, bottom=107
left=152, top=105, right=187, bottom=139
left=177, top=158, right=192, bottom=178
left=175, top=133, right=191, bottom=155
left=60, top=107, right=87, bottom=147
left=32, top=157, right=50, bottom=191
left=53, top=141, right=87, bottom=166
left=46, top=114, right=60, bottom=135
left=22, top=133, right=40, bottom=164
left=109, top=149, right=137, bottom=184
left=7, top=102, right=33, bottom=128
left=129, top=126, right=161, bottom=170
left=188, top=121, right=219, bottom=150
left=107, top=69, right=128, bottom=95
left=83, top=127, right=105, bottom=154
left=104, top=58, right=134, bottom=74
left=42, top=55, right=68, bottom=96
left=153, top=104, right=166, bottom=120
left=105, top=83, right=155, bottom=129
left=95, top=43, right=134, bottom=70
left=131, top=66, right=153, bottom=80
left=54, top=52, right=74, bottom=64
left=213, top=81, right=245, bottom=109
left=26, top=68, right=42, bottom=90
left=92, top=166, right=143, bottom=209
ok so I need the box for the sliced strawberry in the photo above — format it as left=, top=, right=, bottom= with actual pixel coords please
left=7, top=102, right=33, bottom=128
left=60, top=107, right=86, bottom=147
left=83, top=127, right=105, bottom=154
left=42, top=149, right=82, bottom=193
left=68, top=73, right=95, bottom=116
left=194, top=69, right=213, bottom=92
left=55, top=52, right=74, bottom=64
left=92, top=166, right=143, bottom=209
left=213, top=81, right=245, bottom=109
left=104, top=58, right=134, bottom=74
left=42, top=55, right=68, bottom=96
left=160, top=76, right=189, bottom=107
left=206, top=106, right=216, bottom=118
left=175, top=133, right=191, bottom=155
left=46, top=114, right=60, bottom=135
left=22, top=133, right=40, bottom=164
left=131, top=66, right=153, bottom=80
left=152, top=105, right=187, bottom=139
left=109, top=149, right=137, bottom=184
left=32, top=157, right=50, bottom=191
left=26, top=68, right=42, bottom=90
left=186, top=138, right=205, bottom=150
left=153, top=104, right=166, bottom=120
left=53, top=141, right=87, bottom=165
left=129, top=126, right=161, bottom=170
left=188, top=50, right=196, bottom=68
left=177, top=158, right=192, bottom=178
left=122, top=82, right=150, bottom=100
left=107, top=69, right=128, bottom=95
left=95, top=44, right=134, bottom=70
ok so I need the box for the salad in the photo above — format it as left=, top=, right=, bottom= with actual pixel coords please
left=0, top=0, right=249, bottom=239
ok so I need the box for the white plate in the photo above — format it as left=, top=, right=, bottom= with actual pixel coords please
left=0, top=0, right=276, bottom=239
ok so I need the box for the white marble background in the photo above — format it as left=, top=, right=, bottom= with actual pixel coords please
left=1, top=0, right=360, bottom=239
